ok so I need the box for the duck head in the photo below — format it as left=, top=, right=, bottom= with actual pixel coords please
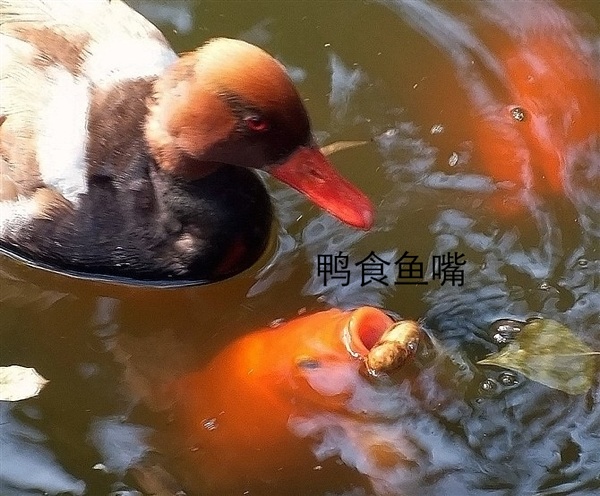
left=146, top=38, right=374, bottom=229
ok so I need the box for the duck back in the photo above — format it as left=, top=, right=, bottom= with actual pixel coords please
left=0, top=0, right=273, bottom=282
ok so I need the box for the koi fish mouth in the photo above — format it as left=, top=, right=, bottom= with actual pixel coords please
left=342, top=307, right=422, bottom=375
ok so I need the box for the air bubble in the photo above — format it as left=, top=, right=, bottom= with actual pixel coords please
left=510, top=107, right=526, bottom=121
left=269, top=318, right=286, bottom=328
left=489, top=319, right=524, bottom=344
left=498, top=371, right=518, bottom=386
left=448, top=152, right=459, bottom=167
left=202, top=418, right=218, bottom=431
left=481, top=378, right=497, bottom=392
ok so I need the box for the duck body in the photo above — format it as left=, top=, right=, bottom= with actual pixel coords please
left=9, top=159, right=272, bottom=281
left=0, top=0, right=373, bottom=282
left=2, top=75, right=271, bottom=281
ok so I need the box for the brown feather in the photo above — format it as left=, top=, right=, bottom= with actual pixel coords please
left=30, top=186, right=72, bottom=220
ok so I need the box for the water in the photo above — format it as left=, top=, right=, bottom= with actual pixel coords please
left=1, top=1, right=599, bottom=494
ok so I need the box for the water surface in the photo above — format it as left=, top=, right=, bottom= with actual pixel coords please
left=1, top=1, right=599, bottom=495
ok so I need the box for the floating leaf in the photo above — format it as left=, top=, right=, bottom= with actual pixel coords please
left=477, top=319, right=599, bottom=395
left=0, top=365, right=48, bottom=401
left=320, top=140, right=368, bottom=157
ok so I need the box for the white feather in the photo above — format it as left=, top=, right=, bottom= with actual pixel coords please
left=0, top=0, right=179, bottom=211
left=83, top=36, right=177, bottom=89
left=36, top=67, right=90, bottom=204
left=0, top=197, right=38, bottom=237
left=0, top=0, right=178, bottom=88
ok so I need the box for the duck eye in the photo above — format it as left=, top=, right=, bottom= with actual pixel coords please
left=244, top=115, right=269, bottom=132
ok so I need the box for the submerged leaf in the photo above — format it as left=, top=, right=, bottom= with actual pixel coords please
left=0, top=365, right=48, bottom=401
left=478, top=319, right=599, bottom=395
left=320, top=140, right=368, bottom=157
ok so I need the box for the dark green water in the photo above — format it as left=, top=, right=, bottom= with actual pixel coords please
left=1, top=1, right=599, bottom=495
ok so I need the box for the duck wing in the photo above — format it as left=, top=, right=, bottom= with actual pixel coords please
left=0, top=0, right=177, bottom=202
left=0, top=0, right=172, bottom=46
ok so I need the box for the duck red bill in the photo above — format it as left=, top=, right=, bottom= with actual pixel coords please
left=268, top=146, right=374, bottom=230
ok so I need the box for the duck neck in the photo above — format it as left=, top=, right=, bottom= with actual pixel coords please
left=145, top=105, right=222, bottom=180
left=145, top=53, right=233, bottom=180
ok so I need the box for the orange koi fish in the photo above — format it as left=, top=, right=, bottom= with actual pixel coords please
left=165, top=307, right=421, bottom=494
left=473, top=5, right=600, bottom=216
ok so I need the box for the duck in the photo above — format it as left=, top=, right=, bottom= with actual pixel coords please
left=0, top=0, right=374, bottom=283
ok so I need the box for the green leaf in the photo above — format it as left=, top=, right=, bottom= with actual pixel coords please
left=0, top=365, right=48, bottom=401
left=477, top=319, right=599, bottom=395
left=320, top=140, right=368, bottom=157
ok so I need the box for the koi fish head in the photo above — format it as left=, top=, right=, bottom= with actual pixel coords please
left=167, top=307, right=419, bottom=493
left=237, top=307, right=397, bottom=409
left=473, top=27, right=600, bottom=216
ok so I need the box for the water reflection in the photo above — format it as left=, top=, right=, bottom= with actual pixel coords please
left=0, top=403, right=86, bottom=495
left=1, top=0, right=599, bottom=495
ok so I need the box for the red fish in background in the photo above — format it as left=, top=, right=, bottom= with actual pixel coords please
left=472, top=5, right=600, bottom=216
left=162, top=307, right=421, bottom=495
